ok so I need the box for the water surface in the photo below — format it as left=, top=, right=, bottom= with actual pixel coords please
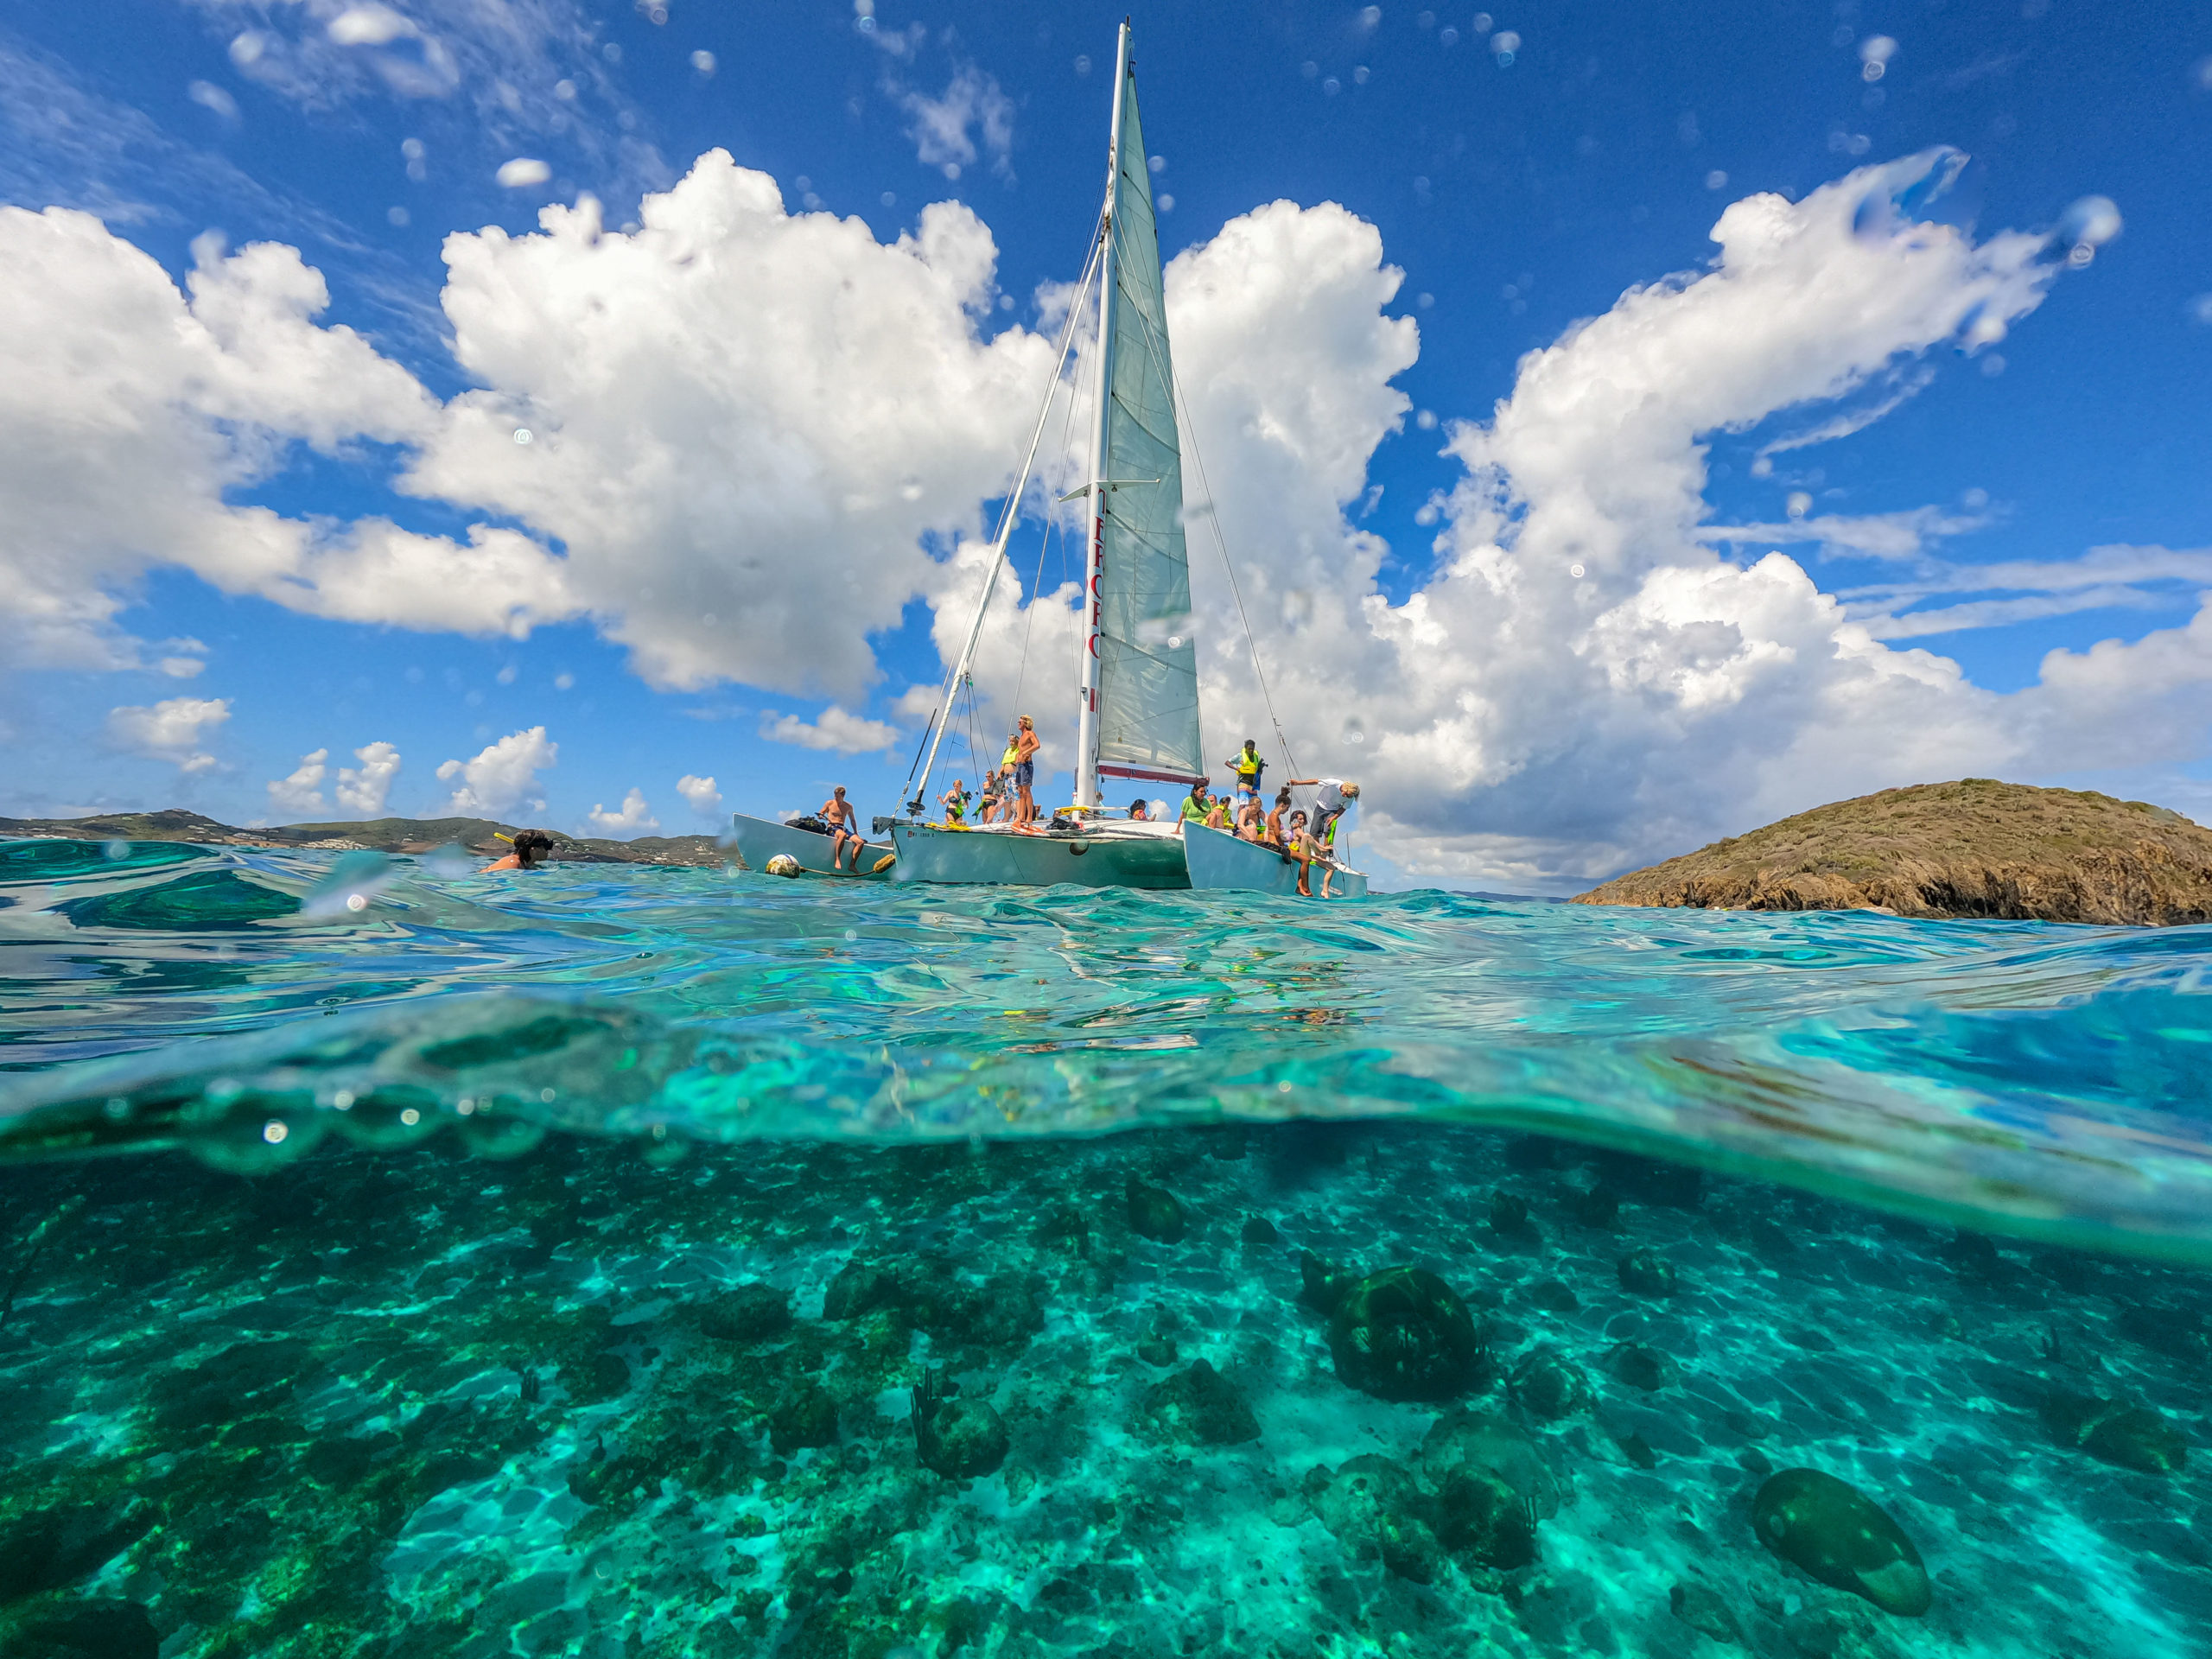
left=0, top=840, right=2206, bottom=1658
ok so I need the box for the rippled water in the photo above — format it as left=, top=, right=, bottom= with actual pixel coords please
left=1, top=838, right=2208, bottom=1658
left=4, top=838, right=2210, bottom=1258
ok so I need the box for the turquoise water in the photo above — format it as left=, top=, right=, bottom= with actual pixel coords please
left=0, top=838, right=2207, bottom=1656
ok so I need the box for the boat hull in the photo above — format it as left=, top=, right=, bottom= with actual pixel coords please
left=728, top=812, right=896, bottom=880
left=888, top=823, right=1191, bottom=888
left=1183, top=823, right=1369, bottom=898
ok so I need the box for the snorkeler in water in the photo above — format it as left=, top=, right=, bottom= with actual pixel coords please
left=480, top=829, right=557, bottom=873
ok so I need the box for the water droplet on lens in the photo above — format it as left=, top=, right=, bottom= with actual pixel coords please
left=103, top=839, right=130, bottom=861
left=1570, top=563, right=1586, bottom=579
left=514, top=428, right=533, bottom=444
left=1787, top=491, right=1813, bottom=519
left=263, top=1120, right=289, bottom=1145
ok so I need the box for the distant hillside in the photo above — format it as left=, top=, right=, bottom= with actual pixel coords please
left=1573, top=779, right=2212, bottom=925
left=0, top=809, right=726, bottom=868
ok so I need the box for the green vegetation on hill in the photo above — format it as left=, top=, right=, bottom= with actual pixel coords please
left=0, top=810, right=726, bottom=868
left=1573, top=779, right=2212, bottom=925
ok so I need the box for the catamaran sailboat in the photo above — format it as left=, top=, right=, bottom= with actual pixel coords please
left=730, top=22, right=1365, bottom=898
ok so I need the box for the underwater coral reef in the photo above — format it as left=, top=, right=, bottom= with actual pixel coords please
left=0, top=1120, right=2204, bottom=1658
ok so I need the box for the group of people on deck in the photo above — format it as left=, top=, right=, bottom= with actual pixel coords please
left=938, top=715, right=1043, bottom=830
left=929, top=727, right=1357, bottom=899
left=1172, top=738, right=1358, bottom=898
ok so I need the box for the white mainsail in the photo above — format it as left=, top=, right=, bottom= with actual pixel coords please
left=1077, top=27, right=1205, bottom=803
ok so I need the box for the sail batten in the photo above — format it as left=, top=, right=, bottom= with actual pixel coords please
left=1086, top=42, right=1206, bottom=795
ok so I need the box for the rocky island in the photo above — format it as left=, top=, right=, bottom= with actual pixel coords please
left=1573, top=779, right=2212, bottom=925
left=0, top=808, right=727, bottom=868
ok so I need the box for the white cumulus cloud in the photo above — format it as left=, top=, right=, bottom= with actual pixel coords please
left=335, top=740, right=401, bottom=814
left=586, top=786, right=659, bottom=832
left=267, top=748, right=329, bottom=814
left=435, top=725, right=556, bottom=817
left=403, top=153, right=1052, bottom=694
left=107, top=696, right=231, bottom=773
left=675, top=773, right=722, bottom=817
left=761, top=706, right=901, bottom=755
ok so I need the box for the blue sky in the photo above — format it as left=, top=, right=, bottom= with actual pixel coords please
left=2, top=2, right=2208, bottom=888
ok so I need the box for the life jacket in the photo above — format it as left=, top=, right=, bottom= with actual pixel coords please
left=1229, top=749, right=1263, bottom=782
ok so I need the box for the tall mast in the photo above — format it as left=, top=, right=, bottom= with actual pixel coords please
left=1074, top=19, right=1131, bottom=813
left=906, top=235, right=1102, bottom=816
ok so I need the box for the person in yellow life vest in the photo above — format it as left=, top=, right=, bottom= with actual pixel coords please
left=1224, top=739, right=1266, bottom=806
left=940, top=779, right=971, bottom=825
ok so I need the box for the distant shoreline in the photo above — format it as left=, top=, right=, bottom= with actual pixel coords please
left=0, top=808, right=728, bottom=868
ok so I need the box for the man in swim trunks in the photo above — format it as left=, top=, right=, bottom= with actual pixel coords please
left=1013, top=715, right=1041, bottom=829
left=1264, top=786, right=1292, bottom=849
left=1224, top=738, right=1266, bottom=806
left=821, top=785, right=867, bottom=872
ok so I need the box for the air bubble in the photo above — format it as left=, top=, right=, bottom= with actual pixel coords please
left=263, top=1120, right=289, bottom=1145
